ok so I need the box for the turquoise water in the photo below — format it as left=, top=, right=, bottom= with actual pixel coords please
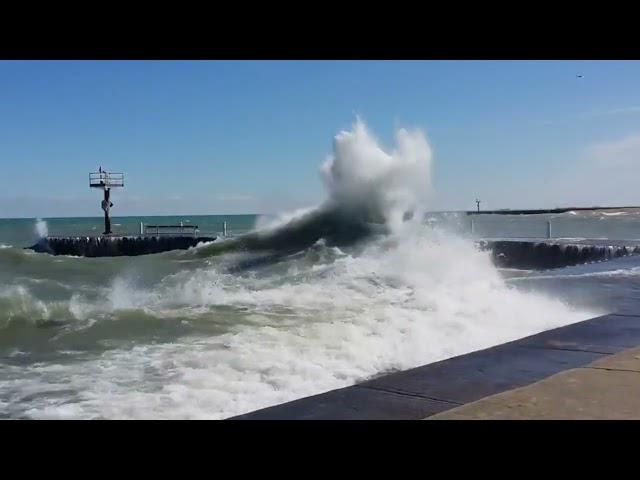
left=425, top=209, right=640, bottom=240
left=0, top=215, right=258, bottom=247
left=5, top=209, right=640, bottom=249
left=2, top=210, right=640, bottom=419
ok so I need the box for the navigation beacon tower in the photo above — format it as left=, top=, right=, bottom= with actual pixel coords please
left=89, top=169, right=124, bottom=235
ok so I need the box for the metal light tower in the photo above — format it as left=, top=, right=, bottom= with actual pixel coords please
left=90, top=170, right=124, bottom=235
left=475, top=198, right=481, bottom=212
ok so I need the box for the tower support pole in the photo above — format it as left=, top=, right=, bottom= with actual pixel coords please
left=102, top=188, right=112, bottom=235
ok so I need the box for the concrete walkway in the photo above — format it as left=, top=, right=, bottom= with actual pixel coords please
left=428, top=347, right=640, bottom=420
left=232, top=313, right=640, bottom=419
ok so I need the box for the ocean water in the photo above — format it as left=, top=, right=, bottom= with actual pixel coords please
left=2, top=119, right=640, bottom=419
left=0, top=215, right=257, bottom=248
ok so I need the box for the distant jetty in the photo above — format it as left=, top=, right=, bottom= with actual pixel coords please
left=481, top=239, right=640, bottom=269
left=467, top=206, right=640, bottom=215
left=28, top=234, right=216, bottom=257
left=25, top=170, right=220, bottom=257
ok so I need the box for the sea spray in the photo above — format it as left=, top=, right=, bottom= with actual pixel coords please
left=198, top=118, right=433, bottom=257
left=320, top=118, right=432, bottom=231
left=35, top=218, right=48, bottom=238
left=0, top=119, right=596, bottom=419
left=1, top=225, right=591, bottom=419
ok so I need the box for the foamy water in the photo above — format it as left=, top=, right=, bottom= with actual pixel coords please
left=0, top=119, right=601, bottom=419
left=0, top=228, right=592, bottom=419
left=35, top=218, right=48, bottom=238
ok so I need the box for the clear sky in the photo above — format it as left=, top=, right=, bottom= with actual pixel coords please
left=2, top=60, right=640, bottom=218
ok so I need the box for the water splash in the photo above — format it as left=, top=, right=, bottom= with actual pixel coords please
left=0, top=119, right=596, bottom=420
left=35, top=218, right=48, bottom=238
left=200, top=118, right=433, bottom=257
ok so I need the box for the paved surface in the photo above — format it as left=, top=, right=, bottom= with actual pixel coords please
left=428, top=347, right=640, bottom=420
left=231, top=312, right=640, bottom=419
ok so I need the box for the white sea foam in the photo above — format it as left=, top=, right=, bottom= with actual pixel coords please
left=0, top=119, right=594, bottom=419
left=35, top=218, right=48, bottom=238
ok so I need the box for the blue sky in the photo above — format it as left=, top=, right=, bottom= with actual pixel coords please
left=2, top=60, right=640, bottom=217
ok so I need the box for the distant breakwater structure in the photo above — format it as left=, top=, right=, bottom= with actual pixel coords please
left=26, top=169, right=215, bottom=257
left=484, top=239, right=640, bottom=270
left=26, top=233, right=640, bottom=269
left=28, top=234, right=217, bottom=257
left=466, top=206, right=640, bottom=215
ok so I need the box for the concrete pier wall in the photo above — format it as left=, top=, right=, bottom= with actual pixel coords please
left=28, top=236, right=640, bottom=266
left=482, top=240, right=640, bottom=269
left=28, top=235, right=216, bottom=257
left=231, top=310, right=640, bottom=420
